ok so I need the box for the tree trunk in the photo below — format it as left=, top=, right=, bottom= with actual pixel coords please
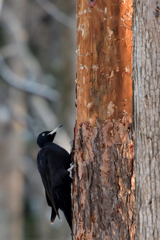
left=73, top=0, right=135, bottom=239
left=0, top=1, right=27, bottom=239
left=133, top=1, right=160, bottom=239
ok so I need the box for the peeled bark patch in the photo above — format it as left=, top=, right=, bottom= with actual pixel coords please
left=76, top=0, right=133, bottom=126
left=72, top=116, right=135, bottom=239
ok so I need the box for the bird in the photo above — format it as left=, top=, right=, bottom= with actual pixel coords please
left=36, top=124, right=73, bottom=229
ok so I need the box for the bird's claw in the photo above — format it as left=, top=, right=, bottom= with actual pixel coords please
left=67, top=162, right=76, bottom=179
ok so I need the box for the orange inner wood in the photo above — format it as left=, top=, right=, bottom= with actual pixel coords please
left=76, top=0, right=132, bottom=125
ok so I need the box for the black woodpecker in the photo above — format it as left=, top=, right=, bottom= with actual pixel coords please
left=36, top=124, right=73, bottom=229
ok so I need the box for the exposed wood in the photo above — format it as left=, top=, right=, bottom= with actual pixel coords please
left=133, top=0, right=160, bottom=239
left=73, top=0, right=134, bottom=239
left=76, top=0, right=132, bottom=126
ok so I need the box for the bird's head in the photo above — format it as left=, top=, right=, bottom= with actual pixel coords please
left=37, top=124, right=63, bottom=148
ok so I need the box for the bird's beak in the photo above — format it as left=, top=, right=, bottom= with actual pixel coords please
left=48, top=124, right=63, bottom=135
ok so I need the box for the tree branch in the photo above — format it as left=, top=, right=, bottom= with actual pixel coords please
left=0, top=0, right=3, bottom=16
left=34, top=0, right=74, bottom=29
left=0, top=54, right=60, bottom=102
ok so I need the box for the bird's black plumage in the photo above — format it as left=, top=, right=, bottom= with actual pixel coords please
left=36, top=125, right=72, bottom=229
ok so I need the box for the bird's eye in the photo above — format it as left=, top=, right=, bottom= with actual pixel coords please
left=42, top=133, right=45, bottom=136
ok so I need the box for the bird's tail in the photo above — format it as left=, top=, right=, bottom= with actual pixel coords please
left=50, top=207, right=57, bottom=224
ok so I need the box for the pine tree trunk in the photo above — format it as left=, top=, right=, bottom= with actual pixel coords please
left=72, top=0, right=135, bottom=239
left=133, top=1, right=160, bottom=239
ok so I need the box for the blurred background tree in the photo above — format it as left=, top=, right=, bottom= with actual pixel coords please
left=0, top=0, right=76, bottom=240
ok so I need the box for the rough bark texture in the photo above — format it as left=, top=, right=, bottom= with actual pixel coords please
left=73, top=0, right=135, bottom=239
left=73, top=117, right=135, bottom=239
left=133, top=1, right=160, bottom=239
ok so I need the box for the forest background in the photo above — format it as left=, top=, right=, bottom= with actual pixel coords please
left=0, top=0, right=76, bottom=240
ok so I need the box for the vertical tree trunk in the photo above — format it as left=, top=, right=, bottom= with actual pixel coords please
left=0, top=87, right=26, bottom=240
left=6, top=89, right=25, bottom=240
left=0, top=1, right=27, bottom=239
left=73, top=0, right=135, bottom=239
left=133, top=1, right=160, bottom=239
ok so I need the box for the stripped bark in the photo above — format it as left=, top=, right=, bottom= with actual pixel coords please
left=73, top=0, right=135, bottom=239
left=133, top=0, right=160, bottom=239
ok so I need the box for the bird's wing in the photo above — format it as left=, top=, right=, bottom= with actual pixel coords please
left=45, top=190, right=52, bottom=206
left=54, top=184, right=72, bottom=229
left=46, top=146, right=72, bottom=188
left=45, top=148, right=72, bottom=228
left=37, top=150, right=60, bottom=219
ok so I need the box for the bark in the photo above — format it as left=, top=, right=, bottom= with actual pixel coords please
left=73, top=0, right=135, bottom=239
left=133, top=1, right=160, bottom=239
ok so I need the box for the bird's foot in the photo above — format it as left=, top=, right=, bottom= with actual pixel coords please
left=69, top=140, right=74, bottom=153
left=67, top=162, right=76, bottom=179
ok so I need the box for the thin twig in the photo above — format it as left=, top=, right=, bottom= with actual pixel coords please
left=34, top=0, right=74, bottom=29
left=0, top=6, right=60, bottom=102
left=1, top=5, right=44, bottom=78
left=0, top=0, right=4, bottom=17
left=0, top=54, right=60, bottom=102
